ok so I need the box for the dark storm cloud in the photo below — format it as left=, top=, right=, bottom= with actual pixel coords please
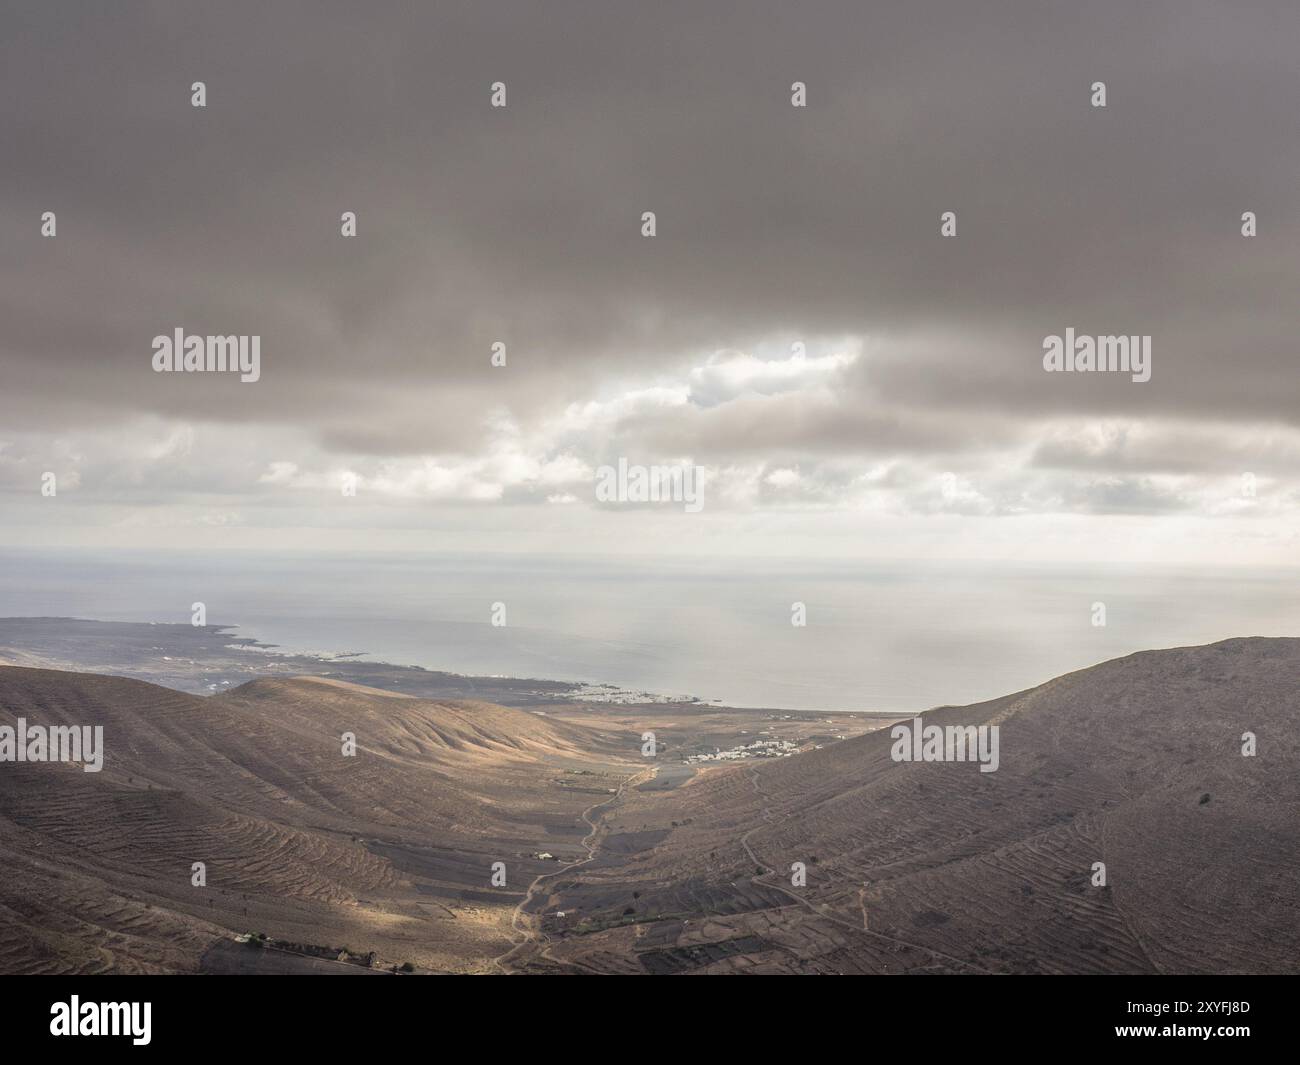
left=1, top=0, right=1297, bottom=468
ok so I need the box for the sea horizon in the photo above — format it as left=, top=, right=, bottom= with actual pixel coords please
left=4, top=546, right=1297, bottom=713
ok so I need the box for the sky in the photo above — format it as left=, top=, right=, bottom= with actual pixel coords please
left=2, top=1, right=1298, bottom=563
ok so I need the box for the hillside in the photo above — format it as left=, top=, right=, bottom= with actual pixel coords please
left=530, top=638, right=1300, bottom=974
left=3, top=639, right=1297, bottom=975
left=0, top=667, right=635, bottom=974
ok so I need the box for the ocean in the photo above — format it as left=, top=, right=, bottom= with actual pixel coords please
left=1, top=547, right=1297, bottom=712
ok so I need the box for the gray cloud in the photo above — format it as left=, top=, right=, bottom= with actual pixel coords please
left=2, top=0, right=1299, bottom=532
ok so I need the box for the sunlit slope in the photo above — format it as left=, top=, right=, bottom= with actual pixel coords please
left=0, top=666, right=631, bottom=973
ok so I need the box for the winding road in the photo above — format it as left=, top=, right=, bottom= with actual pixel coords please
left=493, top=764, right=652, bottom=973
left=495, top=757, right=995, bottom=975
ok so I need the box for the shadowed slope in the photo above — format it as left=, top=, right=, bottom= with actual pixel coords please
left=538, top=638, right=1300, bottom=974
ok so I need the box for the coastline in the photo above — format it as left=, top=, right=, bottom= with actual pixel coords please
left=0, top=616, right=731, bottom=710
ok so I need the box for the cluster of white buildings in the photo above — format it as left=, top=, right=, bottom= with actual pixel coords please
left=686, top=738, right=798, bottom=764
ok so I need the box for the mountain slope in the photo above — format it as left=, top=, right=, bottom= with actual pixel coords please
left=0, top=666, right=635, bottom=973
left=537, top=638, right=1300, bottom=974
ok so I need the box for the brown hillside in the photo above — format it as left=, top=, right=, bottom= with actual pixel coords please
left=536, top=638, right=1300, bottom=974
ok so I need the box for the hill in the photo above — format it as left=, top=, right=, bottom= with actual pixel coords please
left=0, top=667, right=634, bottom=973
left=528, top=638, right=1300, bottom=974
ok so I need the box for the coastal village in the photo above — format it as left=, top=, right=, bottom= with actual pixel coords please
left=685, top=737, right=799, bottom=764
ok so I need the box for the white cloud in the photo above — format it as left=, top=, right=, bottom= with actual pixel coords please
left=687, top=344, right=859, bottom=406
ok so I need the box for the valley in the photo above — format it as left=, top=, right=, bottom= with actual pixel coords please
left=0, top=624, right=1295, bottom=975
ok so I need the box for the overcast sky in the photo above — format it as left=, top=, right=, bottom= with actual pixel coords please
left=2, top=1, right=1298, bottom=562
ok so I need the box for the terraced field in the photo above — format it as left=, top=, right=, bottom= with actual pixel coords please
left=531, top=638, right=1300, bottom=974
left=3, top=637, right=1297, bottom=975
left=0, top=667, right=637, bottom=973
